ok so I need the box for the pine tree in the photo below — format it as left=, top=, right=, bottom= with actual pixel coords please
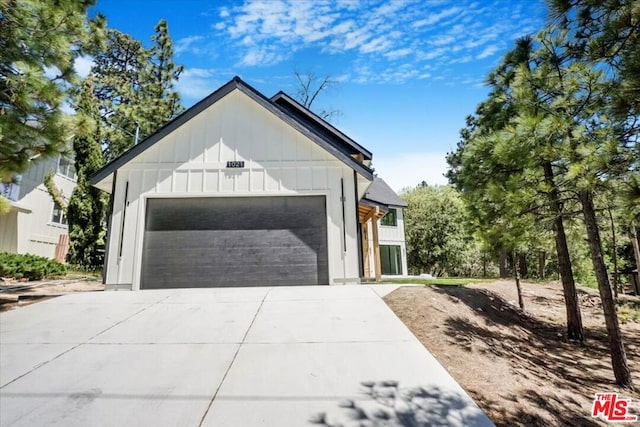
left=505, top=28, right=633, bottom=388
left=549, top=0, right=640, bottom=307
left=66, top=78, right=105, bottom=267
left=66, top=21, right=184, bottom=267
left=139, top=20, right=184, bottom=131
left=91, top=29, right=149, bottom=160
left=0, top=0, right=104, bottom=175
left=447, top=38, right=585, bottom=341
left=92, top=22, right=184, bottom=161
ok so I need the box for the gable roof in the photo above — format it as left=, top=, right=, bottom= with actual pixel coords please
left=90, top=76, right=373, bottom=189
left=362, top=177, right=407, bottom=208
left=271, top=92, right=372, bottom=161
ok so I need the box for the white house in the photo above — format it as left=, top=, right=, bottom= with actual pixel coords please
left=90, top=77, right=407, bottom=290
left=0, top=155, right=76, bottom=260
left=361, top=178, right=409, bottom=277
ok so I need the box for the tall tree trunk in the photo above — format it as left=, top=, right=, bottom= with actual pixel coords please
left=499, top=250, right=508, bottom=278
left=608, top=208, right=618, bottom=299
left=632, top=226, right=640, bottom=293
left=518, top=253, right=528, bottom=279
left=538, top=250, right=546, bottom=279
left=543, top=161, right=584, bottom=341
left=580, top=189, right=633, bottom=389
left=514, top=251, right=525, bottom=310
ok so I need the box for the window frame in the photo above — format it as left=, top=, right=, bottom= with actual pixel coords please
left=56, top=155, right=77, bottom=181
left=380, top=208, right=397, bottom=227
left=380, top=244, right=403, bottom=275
left=50, top=202, right=68, bottom=226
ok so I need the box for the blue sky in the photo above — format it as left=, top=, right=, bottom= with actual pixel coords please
left=89, top=0, right=549, bottom=191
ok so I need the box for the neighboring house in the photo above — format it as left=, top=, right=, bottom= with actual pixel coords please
left=361, top=177, right=408, bottom=278
left=0, top=155, right=76, bottom=261
left=90, top=76, right=407, bottom=290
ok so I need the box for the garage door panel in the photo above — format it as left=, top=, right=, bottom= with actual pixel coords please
left=146, top=197, right=326, bottom=231
left=141, top=197, right=329, bottom=289
left=145, top=265, right=325, bottom=288
left=143, top=230, right=326, bottom=249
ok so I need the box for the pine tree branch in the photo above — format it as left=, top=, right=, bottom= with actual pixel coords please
left=44, top=171, right=67, bottom=211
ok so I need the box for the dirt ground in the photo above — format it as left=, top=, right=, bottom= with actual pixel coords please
left=0, top=279, right=104, bottom=312
left=384, top=280, right=640, bottom=426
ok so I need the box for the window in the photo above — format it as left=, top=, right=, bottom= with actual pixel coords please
left=380, top=208, right=397, bottom=226
left=57, top=156, right=77, bottom=180
left=51, top=203, right=67, bottom=225
left=381, top=245, right=402, bottom=275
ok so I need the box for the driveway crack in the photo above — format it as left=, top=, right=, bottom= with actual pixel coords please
left=198, top=288, right=272, bottom=426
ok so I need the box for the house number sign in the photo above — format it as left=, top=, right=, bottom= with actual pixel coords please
left=226, top=161, right=245, bottom=168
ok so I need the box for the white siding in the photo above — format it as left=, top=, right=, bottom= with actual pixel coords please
left=0, top=157, right=75, bottom=259
left=378, top=208, right=407, bottom=243
left=365, top=207, right=408, bottom=276
left=105, top=89, right=363, bottom=288
left=0, top=210, right=18, bottom=253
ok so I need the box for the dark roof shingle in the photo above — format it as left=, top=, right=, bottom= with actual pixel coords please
left=362, top=177, right=407, bottom=207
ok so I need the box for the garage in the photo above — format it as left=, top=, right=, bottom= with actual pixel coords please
left=140, top=196, right=329, bottom=289
left=92, top=77, right=375, bottom=289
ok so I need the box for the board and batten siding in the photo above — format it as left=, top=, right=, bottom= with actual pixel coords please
left=105, top=89, right=364, bottom=289
left=366, top=208, right=408, bottom=276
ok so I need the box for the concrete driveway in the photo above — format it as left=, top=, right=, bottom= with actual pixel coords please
left=0, top=285, right=493, bottom=426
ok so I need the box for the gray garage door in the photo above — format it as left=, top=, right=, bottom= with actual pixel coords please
left=140, top=196, right=329, bottom=289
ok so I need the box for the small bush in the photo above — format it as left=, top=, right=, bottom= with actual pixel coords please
left=617, top=303, right=640, bottom=324
left=0, top=252, right=67, bottom=281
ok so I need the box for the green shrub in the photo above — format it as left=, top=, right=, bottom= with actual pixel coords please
left=617, top=303, right=640, bottom=324
left=0, top=252, right=67, bottom=281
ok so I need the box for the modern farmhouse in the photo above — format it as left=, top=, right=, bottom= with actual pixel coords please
left=91, top=77, right=407, bottom=289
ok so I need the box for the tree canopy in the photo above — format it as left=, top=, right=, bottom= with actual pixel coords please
left=402, top=184, right=474, bottom=277
left=445, top=1, right=637, bottom=387
left=65, top=19, right=184, bottom=267
left=0, top=0, right=105, bottom=175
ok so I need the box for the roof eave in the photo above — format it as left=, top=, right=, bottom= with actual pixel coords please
left=271, top=92, right=373, bottom=160
left=90, top=77, right=242, bottom=187
left=90, top=76, right=374, bottom=187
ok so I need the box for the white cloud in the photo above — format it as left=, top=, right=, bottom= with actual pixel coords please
left=373, top=152, right=449, bottom=192
left=240, top=47, right=284, bottom=67
left=449, top=55, right=473, bottom=64
left=420, top=47, right=448, bottom=61
left=359, top=36, right=393, bottom=54
left=74, top=56, right=93, bottom=78
left=44, top=56, right=92, bottom=80
left=201, top=0, right=544, bottom=83
left=175, top=68, right=220, bottom=99
left=476, top=44, right=500, bottom=59
left=384, top=47, right=412, bottom=60
left=43, top=65, right=61, bottom=79
left=429, top=35, right=455, bottom=47
left=412, top=6, right=462, bottom=28
left=175, top=35, right=205, bottom=54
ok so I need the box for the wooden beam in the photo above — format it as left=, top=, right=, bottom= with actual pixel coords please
left=352, top=153, right=365, bottom=163
left=371, top=212, right=381, bottom=281
left=361, top=205, right=379, bottom=224
left=362, top=222, right=371, bottom=278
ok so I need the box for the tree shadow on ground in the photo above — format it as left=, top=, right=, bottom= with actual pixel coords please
left=429, top=285, right=639, bottom=426
left=310, top=381, right=493, bottom=427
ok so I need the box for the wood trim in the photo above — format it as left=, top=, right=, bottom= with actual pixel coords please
left=371, top=213, right=381, bottom=280
left=362, top=222, right=371, bottom=278
left=362, top=205, right=379, bottom=224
